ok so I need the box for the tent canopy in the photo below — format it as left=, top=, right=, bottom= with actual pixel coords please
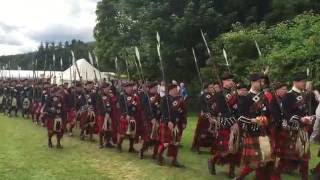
left=62, top=58, right=101, bottom=81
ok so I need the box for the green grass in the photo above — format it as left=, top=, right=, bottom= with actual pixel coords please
left=0, top=114, right=319, bottom=180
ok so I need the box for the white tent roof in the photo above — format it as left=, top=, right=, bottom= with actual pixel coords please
left=62, top=58, right=101, bottom=81
left=0, top=59, right=116, bottom=84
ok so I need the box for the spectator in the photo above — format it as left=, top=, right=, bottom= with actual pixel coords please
left=180, top=82, right=188, bottom=101
left=158, top=81, right=166, bottom=97
left=311, top=103, right=320, bottom=144
left=172, top=80, right=180, bottom=92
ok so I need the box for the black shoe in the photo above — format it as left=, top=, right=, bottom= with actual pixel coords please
left=157, top=157, right=164, bottom=166
left=128, top=148, right=138, bottom=153
left=80, top=135, right=85, bottom=141
left=48, top=141, right=53, bottom=148
left=57, top=144, right=63, bottom=149
left=139, top=150, right=144, bottom=159
left=152, top=154, right=157, bottom=159
left=105, top=143, right=114, bottom=148
left=117, top=145, right=122, bottom=153
left=208, top=159, right=216, bottom=175
left=172, top=161, right=185, bottom=168
left=229, top=171, right=235, bottom=178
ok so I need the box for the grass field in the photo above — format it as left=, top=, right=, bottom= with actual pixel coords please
left=0, top=114, right=319, bottom=180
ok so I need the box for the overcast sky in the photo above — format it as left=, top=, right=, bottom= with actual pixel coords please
left=0, top=0, right=99, bottom=56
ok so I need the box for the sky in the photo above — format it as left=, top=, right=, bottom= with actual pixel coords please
left=0, top=0, right=99, bottom=56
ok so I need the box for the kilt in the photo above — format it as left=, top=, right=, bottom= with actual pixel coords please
left=79, top=111, right=88, bottom=130
left=159, top=122, right=172, bottom=143
left=67, top=110, right=76, bottom=128
left=193, top=115, right=214, bottom=147
left=142, top=121, right=152, bottom=141
left=118, top=116, right=128, bottom=135
left=241, top=135, right=262, bottom=168
left=31, top=102, right=38, bottom=115
left=278, top=129, right=310, bottom=160
left=135, top=113, right=144, bottom=138
left=142, top=121, right=160, bottom=142
left=96, top=114, right=104, bottom=134
left=214, top=129, right=231, bottom=152
left=47, top=117, right=65, bottom=134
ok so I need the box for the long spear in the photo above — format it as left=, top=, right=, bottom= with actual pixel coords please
left=53, top=54, right=56, bottom=79
left=156, top=31, right=170, bottom=120
left=94, top=53, right=103, bottom=81
left=35, top=58, right=38, bottom=81
left=223, top=48, right=231, bottom=73
left=133, top=57, right=142, bottom=81
left=43, top=54, right=47, bottom=79
left=89, top=52, right=98, bottom=82
left=135, top=46, right=145, bottom=82
left=125, top=58, right=130, bottom=80
left=71, top=50, right=81, bottom=80
left=254, top=40, right=267, bottom=73
left=191, top=47, right=203, bottom=89
left=115, top=56, right=119, bottom=78
left=60, top=58, right=63, bottom=84
left=200, top=29, right=221, bottom=85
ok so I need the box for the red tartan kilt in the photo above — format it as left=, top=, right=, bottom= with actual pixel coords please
left=142, top=122, right=152, bottom=141
left=277, top=130, right=310, bottom=160
left=47, top=117, right=64, bottom=134
left=31, top=102, right=38, bottom=114
left=118, top=116, right=128, bottom=135
left=241, top=135, right=261, bottom=166
left=143, top=121, right=160, bottom=142
left=159, top=122, right=173, bottom=143
left=197, top=116, right=210, bottom=134
left=214, top=129, right=231, bottom=152
left=67, top=110, right=76, bottom=129
left=36, top=104, right=42, bottom=115
left=134, top=115, right=144, bottom=137
left=96, top=114, right=104, bottom=134
left=79, top=111, right=88, bottom=130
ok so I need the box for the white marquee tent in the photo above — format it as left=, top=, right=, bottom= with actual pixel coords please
left=62, top=58, right=102, bottom=82
left=1, top=59, right=116, bottom=84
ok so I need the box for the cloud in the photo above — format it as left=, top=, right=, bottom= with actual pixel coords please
left=0, top=0, right=99, bottom=55
left=29, top=24, right=94, bottom=42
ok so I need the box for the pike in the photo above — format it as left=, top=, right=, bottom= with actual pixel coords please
left=18, top=66, right=21, bottom=80
left=5, top=64, right=8, bottom=79
left=133, top=57, right=142, bottom=81
left=201, top=30, right=234, bottom=115
left=135, top=46, right=153, bottom=114
left=135, top=46, right=145, bottom=82
left=43, top=54, right=47, bottom=79
left=53, top=54, right=56, bottom=79
left=8, top=61, right=11, bottom=79
left=115, top=56, right=119, bottom=78
left=307, top=67, right=312, bottom=116
left=60, top=58, right=63, bottom=84
left=191, top=47, right=204, bottom=89
left=125, top=58, right=130, bottom=80
left=254, top=40, right=262, bottom=57
left=156, top=31, right=170, bottom=119
left=88, top=52, right=98, bottom=82
left=94, top=53, right=103, bottom=81
left=35, top=58, right=38, bottom=81
left=200, top=29, right=222, bottom=85
left=254, top=40, right=267, bottom=73
left=223, top=48, right=231, bottom=73
left=71, top=50, right=81, bottom=80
